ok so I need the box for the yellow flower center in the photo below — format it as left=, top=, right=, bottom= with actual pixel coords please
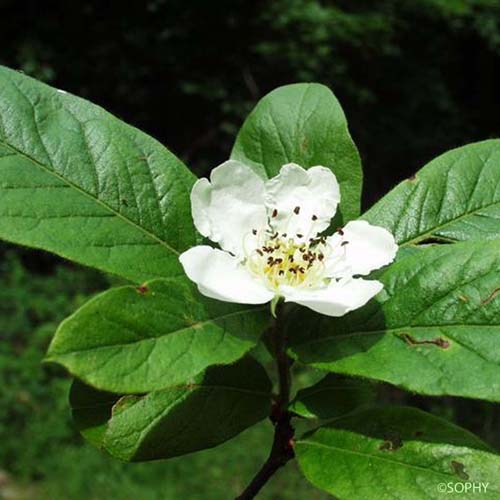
left=245, top=232, right=329, bottom=292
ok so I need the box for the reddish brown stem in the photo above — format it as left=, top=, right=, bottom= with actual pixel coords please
left=236, top=303, right=295, bottom=500
left=235, top=411, right=294, bottom=500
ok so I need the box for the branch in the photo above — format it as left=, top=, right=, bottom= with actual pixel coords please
left=236, top=303, right=295, bottom=500
left=235, top=411, right=294, bottom=500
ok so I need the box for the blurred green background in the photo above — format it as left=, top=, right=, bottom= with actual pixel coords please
left=1, top=1, right=500, bottom=498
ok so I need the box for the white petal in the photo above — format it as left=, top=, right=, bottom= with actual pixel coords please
left=282, top=278, right=383, bottom=317
left=326, top=220, right=398, bottom=277
left=191, top=160, right=268, bottom=257
left=179, top=246, right=274, bottom=304
left=265, top=164, right=340, bottom=241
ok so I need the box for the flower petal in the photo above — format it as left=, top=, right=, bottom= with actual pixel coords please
left=282, top=278, right=383, bottom=317
left=179, top=246, right=274, bottom=304
left=326, top=220, right=398, bottom=277
left=265, top=164, right=340, bottom=241
left=191, top=160, right=268, bottom=257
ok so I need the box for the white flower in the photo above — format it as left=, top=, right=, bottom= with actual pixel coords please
left=179, top=161, right=398, bottom=317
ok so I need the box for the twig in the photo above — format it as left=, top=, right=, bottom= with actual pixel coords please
left=236, top=303, right=295, bottom=500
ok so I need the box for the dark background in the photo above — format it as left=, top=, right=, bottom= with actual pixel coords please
left=1, top=1, right=500, bottom=498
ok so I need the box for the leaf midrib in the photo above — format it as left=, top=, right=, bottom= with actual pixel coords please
left=73, top=384, right=270, bottom=413
left=401, top=195, right=500, bottom=246
left=295, top=385, right=371, bottom=400
left=0, top=138, right=181, bottom=256
left=297, top=439, right=497, bottom=485
left=49, top=306, right=265, bottom=357
left=292, top=323, right=500, bottom=348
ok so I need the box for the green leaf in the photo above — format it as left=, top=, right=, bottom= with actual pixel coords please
left=231, top=83, right=362, bottom=223
left=0, top=64, right=199, bottom=283
left=290, top=374, right=376, bottom=420
left=69, top=379, right=118, bottom=449
left=296, top=406, right=500, bottom=500
left=363, top=140, right=500, bottom=245
left=289, top=240, right=500, bottom=401
left=47, top=277, right=270, bottom=393
left=70, top=357, right=272, bottom=461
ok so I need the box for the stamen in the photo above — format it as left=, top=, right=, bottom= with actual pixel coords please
left=272, top=209, right=278, bottom=218
left=341, top=241, right=349, bottom=247
left=311, top=214, right=318, bottom=221
left=294, top=206, right=300, bottom=215
left=337, top=227, right=344, bottom=236
left=245, top=221, right=334, bottom=292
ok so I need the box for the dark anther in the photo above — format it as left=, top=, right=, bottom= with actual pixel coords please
left=299, top=267, right=305, bottom=273
left=288, top=256, right=294, bottom=262
left=318, top=253, right=324, bottom=261
left=279, top=270, right=285, bottom=276
left=299, top=247, right=305, bottom=253
left=282, top=233, right=287, bottom=238
left=294, top=206, right=300, bottom=214
left=311, top=214, right=318, bottom=221
left=272, top=209, right=278, bottom=218
left=256, top=249, right=264, bottom=256
left=303, top=254, right=309, bottom=261
left=275, top=258, right=283, bottom=264
left=341, top=241, right=349, bottom=246
left=296, top=233, right=303, bottom=238
left=337, top=227, right=344, bottom=235
left=252, top=229, right=257, bottom=235
left=270, top=232, right=279, bottom=240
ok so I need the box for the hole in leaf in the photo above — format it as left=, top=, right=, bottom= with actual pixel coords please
left=451, top=460, right=469, bottom=480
